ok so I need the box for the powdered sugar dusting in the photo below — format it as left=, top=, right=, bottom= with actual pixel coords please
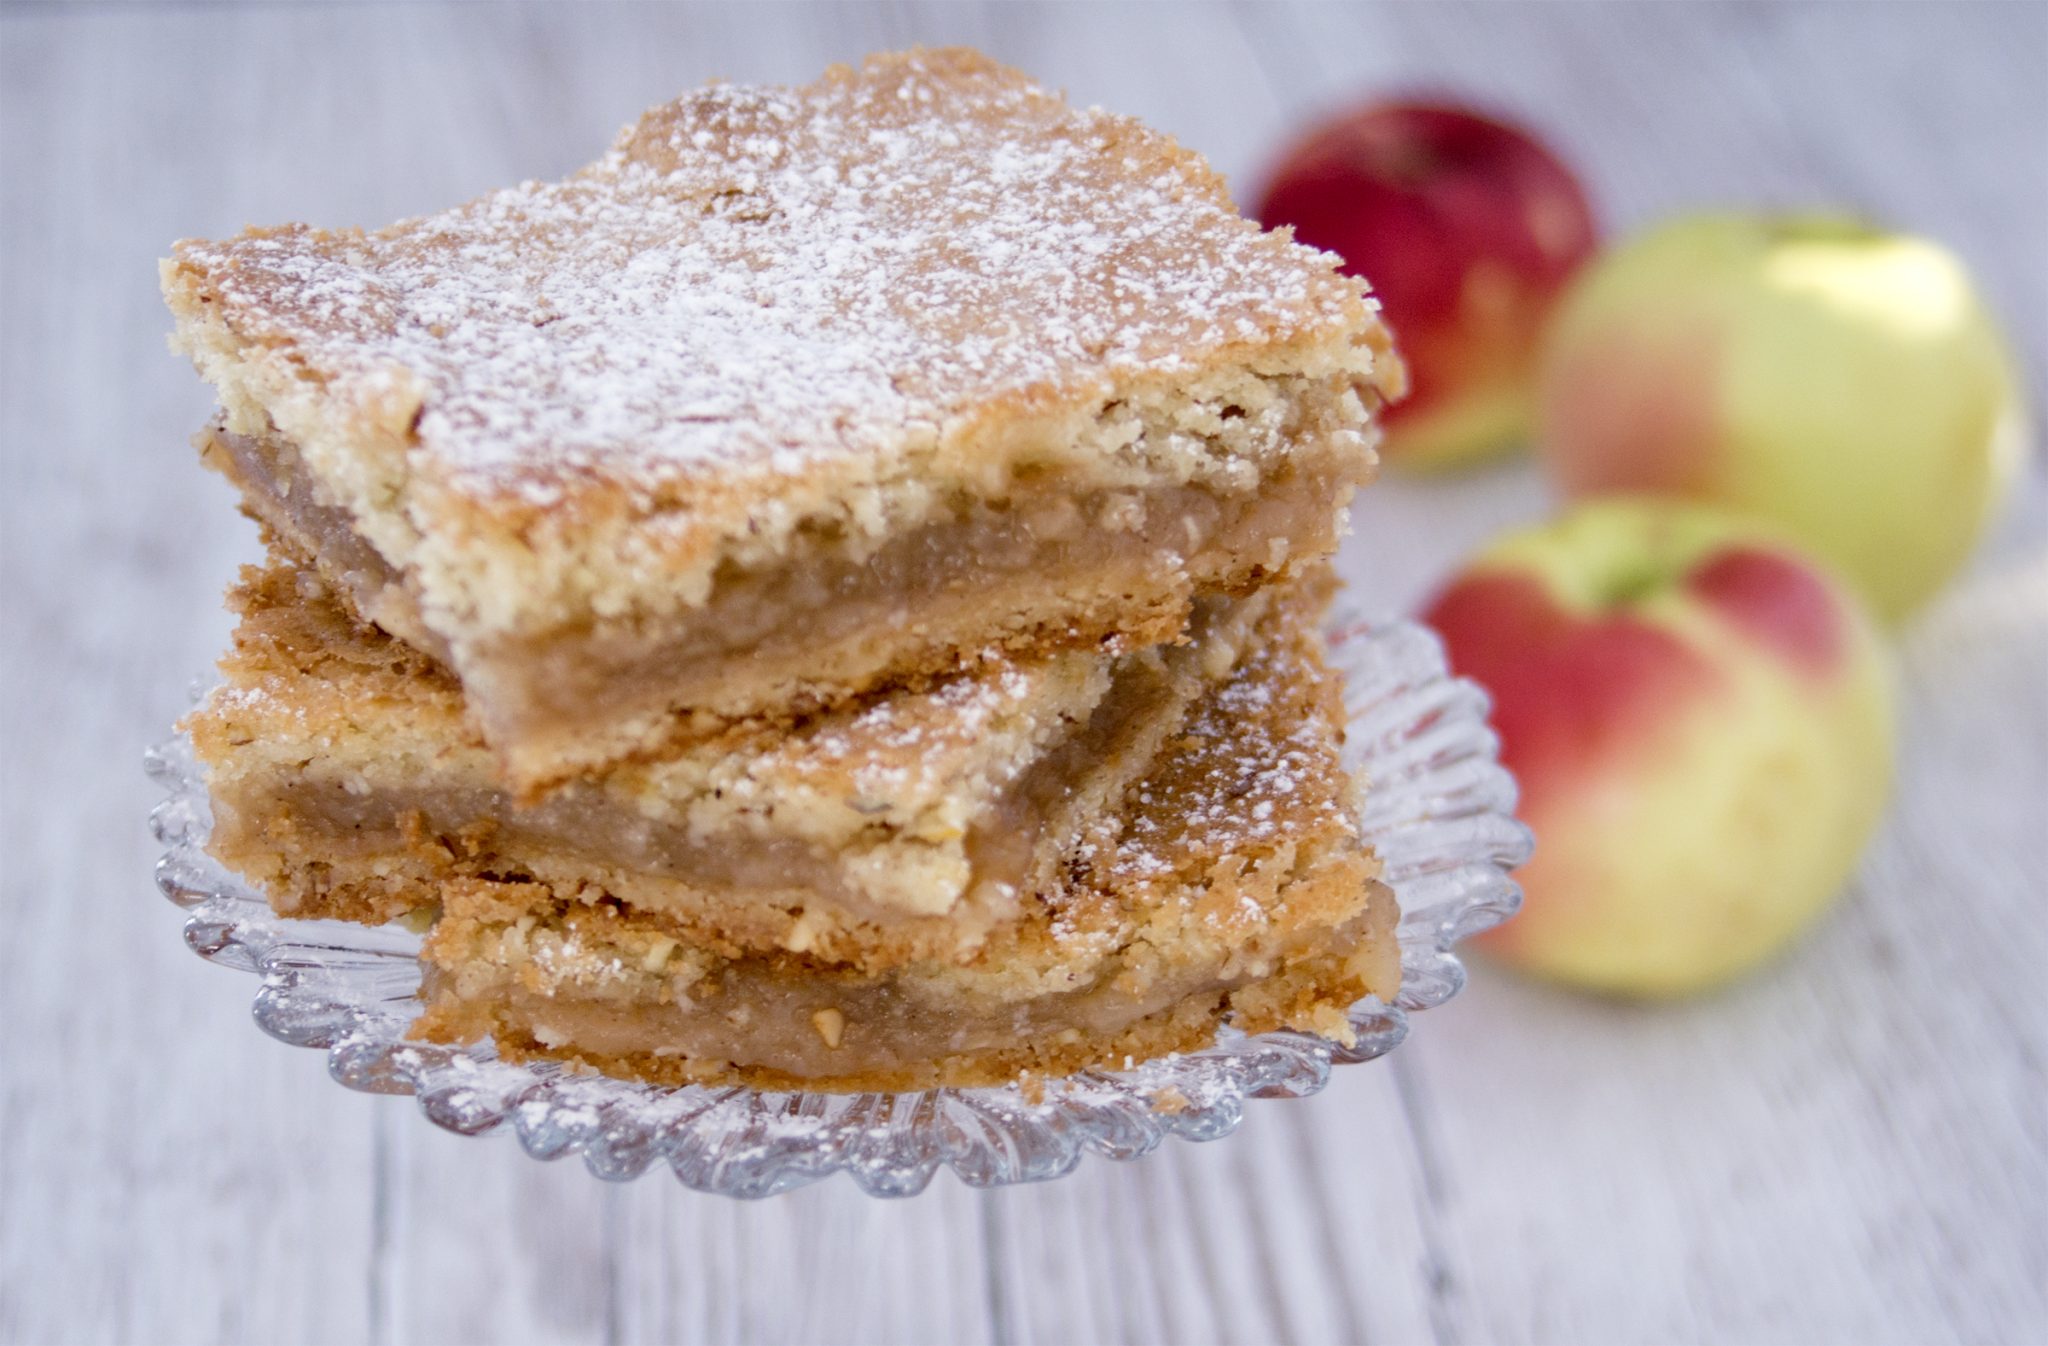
left=170, top=49, right=1369, bottom=501
left=772, top=650, right=1052, bottom=799
left=1064, top=607, right=1356, bottom=904
left=1138, top=660, right=1343, bottom=860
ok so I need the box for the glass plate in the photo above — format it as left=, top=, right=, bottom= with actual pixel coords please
left=146, top=613, right=1529, bottom=1198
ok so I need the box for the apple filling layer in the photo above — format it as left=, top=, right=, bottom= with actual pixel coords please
left=202, top=420, right=1366, bottom=789
left=191, top=560, right=1275, bottom=969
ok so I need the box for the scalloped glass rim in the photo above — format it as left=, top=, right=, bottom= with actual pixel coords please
left=147, top=613, right=1528, bottom=1198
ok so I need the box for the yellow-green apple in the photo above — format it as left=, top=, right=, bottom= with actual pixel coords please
left=1255, top=100, right=1597, bottom=471
left=1535, top=213, right=2027, bottom=622
left=1422, top=498, right=1895, bottom=996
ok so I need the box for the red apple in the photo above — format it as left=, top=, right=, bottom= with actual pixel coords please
left=1421, top=498, right=1895, bottom=996
left=1256, top=99, right=1597, bottom=470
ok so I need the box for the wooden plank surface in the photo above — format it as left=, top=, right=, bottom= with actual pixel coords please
left=1, top=4, right=2041, bottom=1344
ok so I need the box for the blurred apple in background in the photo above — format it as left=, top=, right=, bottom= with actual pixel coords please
left=1535, top=213, right=2027, bottom=623
left=1256, top=100, right=1597, bottom=471
left=1422, top=498, right=1895, bottom=997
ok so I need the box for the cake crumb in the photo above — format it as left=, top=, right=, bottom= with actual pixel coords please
left=639, top=936, right=677, bottom=973
left=1148, top=1086, right=1191, bottom=1114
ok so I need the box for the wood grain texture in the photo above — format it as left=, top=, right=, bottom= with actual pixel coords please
left=1, top=4, right=2041, bottom=1344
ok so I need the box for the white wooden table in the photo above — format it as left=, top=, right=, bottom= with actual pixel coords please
left=3, top=4, right=2043, bottom=1343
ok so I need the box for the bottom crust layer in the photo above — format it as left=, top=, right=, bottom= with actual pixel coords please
left=417, top=907, right=1391, bottom=1094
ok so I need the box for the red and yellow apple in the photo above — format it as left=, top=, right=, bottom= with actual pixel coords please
left=1535, top=213, right=2027, bottom=622
left=1255, top=99, right=1598, bottom=471
left=1422, top=498, right=1895, bottom=996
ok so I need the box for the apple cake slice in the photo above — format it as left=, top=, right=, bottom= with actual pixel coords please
left=411, top=575, right=1399, bottom=1091
left=188, top=558, right=1280, bottom=970
left=163, top=48, right=1400, bottom=792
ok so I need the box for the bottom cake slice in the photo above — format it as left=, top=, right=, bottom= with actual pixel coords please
left=413, top=582, right=1400, bottom=1092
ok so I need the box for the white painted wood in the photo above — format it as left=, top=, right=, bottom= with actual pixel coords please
left=0, top=14, right=385, bottom=1346
left=3, top=5, right=2042, bottom=1344
left=610, top=1169, right=998, bottom=1346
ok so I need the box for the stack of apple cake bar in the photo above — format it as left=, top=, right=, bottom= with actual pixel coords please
left=164, top=48, right=1405, bottom=1091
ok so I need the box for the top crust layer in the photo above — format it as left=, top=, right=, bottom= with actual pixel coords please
left=162, top=47, right=1399, bottom=644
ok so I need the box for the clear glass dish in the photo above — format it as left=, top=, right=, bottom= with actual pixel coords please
left=146, top=613, right=1528, bottom=1198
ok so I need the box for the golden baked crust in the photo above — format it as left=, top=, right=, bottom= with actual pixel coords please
left=163, top=47, right=1400, bottom=789
left=189, top=557, right=1279, bottom=970
left=411, top=575, right=1400, bottom=1091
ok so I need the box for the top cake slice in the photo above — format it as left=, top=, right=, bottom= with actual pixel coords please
left=163, top=47, right=1401, bottom=791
